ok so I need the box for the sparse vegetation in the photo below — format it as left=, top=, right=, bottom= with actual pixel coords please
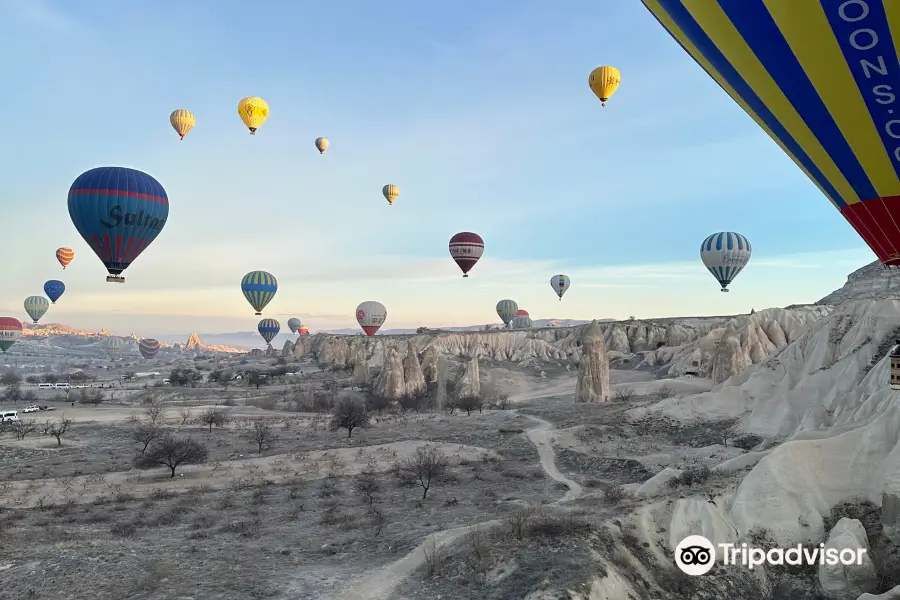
left=394, top=445, right=449, bottom=500
left=135, top=433, right=209, bottom=477
left=47, top=416, right=74, bottom=447
left=613, top=387, right=636, bottom=402
left=198, top=407, right=231, bottom=432
left=245, top=421, right=279, bottom=454
left=329, top=395, right=368, bottom=438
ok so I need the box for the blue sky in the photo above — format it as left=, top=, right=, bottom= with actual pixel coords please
left=0, top=0, right=875, bottom=336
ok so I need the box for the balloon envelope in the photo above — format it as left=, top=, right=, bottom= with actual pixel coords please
left=641, top=0, right=900, bottom=267
left=287, top=317, right=301, bottom=333
left=511, top=315, right=533, bottom=329
left=56, top=247, right=74, bottom=269
left=700, top=232, right=752, bottom=291
left=68, top=166, right=168, bottom=280
left=382, top=184, right=399, bottom=205
left=356, top=301, right=386, bottom=336
left=515, top=309, right=529, bottom=317
left=589, top=65, right=621, bottom=106
left=238, top=97, right=269, bottom=134
left=241, top=271, right=277, bottom=315
left=169, top=109, right=195, bottom=139
left=44, top=280, right=65, bottom=304
left=449, top=232, right=484, bottom=277
left=496, top=299, right=518, bottom=326
left=315, top=137, right=329, bottom=153
left=550, top=274, right=569, bottom=300
left=298, top=326, right=309, bottom=335
left=24, top=296, right=49, bottom=323
left=138, top=338, right=160, bottom=359
left=0, top=317, right=22, bottom=353
left=258, top=318, right=280, bottom=344
left=104, top=336, right=126, bottom=360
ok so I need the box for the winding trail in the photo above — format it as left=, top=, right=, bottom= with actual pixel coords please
left=316, top=388, right=581, bottom=600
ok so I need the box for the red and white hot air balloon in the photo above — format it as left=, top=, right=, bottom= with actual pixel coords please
left=448, top=232, right=483, bottom=277
left=0, top=317, right=23, bottom=353
left=56, top=247, right=75, bottom=269
left=515, top=309, right=529, bottom=317
left=356, top=301, right=387, bottom=336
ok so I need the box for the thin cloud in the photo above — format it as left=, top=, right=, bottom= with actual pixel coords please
left=3, top=0, right=83, bottom=33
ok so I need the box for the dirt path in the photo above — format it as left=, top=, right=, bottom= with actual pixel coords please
left=315, top=389, right=580, bottom=600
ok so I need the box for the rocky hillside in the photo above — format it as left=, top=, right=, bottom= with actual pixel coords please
left=10, top=323, right=242, bottom=355
left=817, top=259, right=900, bottom=304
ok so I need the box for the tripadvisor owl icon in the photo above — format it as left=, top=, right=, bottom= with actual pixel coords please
left=675, top=535, right=716, bottom=576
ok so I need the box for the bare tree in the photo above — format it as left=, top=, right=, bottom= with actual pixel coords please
left=245, top=421, right=279, bottom=454
left=48, top=417, right=75, bottom=447
left=198, top=407, right=231, bottom=433
left=0, top=369, right=22, bottom=386
left=145, top=404, right=164, bottom=426
left=132, top=422, right=163, bottom=454
left=355, top=462, right=381, bottom=506
left=455, top=396, right=482, bottom=416
left=10, top=419, right=37, bottom=441
left=179, top=407, right=192, bottom=425
left=329, top=396, right=368, bottom=438
left=395, top=445, right=448, bottom=500
left=135, top=433, right=209, bottom=478
left=39, top=418, right=53, bottom=435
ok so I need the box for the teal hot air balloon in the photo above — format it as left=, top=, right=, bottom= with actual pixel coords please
left=44, top=280, right=65, bottom=304
left=258, top=318, right=280, bottom=344
left=241, top=271, right=277, bottom=315
left=496, top=299, right=518, bottom=327
left=24, top=296, right=49, bottom=323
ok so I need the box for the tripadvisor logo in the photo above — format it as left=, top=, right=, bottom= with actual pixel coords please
left=674, top=535, right=867, bottom=576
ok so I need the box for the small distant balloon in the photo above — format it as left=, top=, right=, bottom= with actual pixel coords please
left=700, top=232, right=752, bottom=292
left=44, top=280, right=65, bottom=304
left=258, top=318, right=280, bottom=344
left=356, top=301, right=386, bottom=336
left=382, top=185, right=399, bottom=206
left=298, top=325, right=309, bottom=335
left=550, top=274, right=569, bottom=301
left=511, top=315, right=533, bottom=329
left=238, top=96, right=269, bottom=134
left=515, top=309, right=529, bottom=317
left=315, top=137, right=329, bottom=154
left=0, top=317, right=23, bottom=353
left=24, top=296, right=49, bottom=324
left=589, top=65, right=620, bottom=107
left=56, top=247, right=74, bottom=269
left=169, top=109, right=195, bottom=140
left=139, top=338, right=160, bottom=359
left=449, top=232, right=484, bottom=277
left=241, top=271, right=277, bottom=315
left=287, top=317, right=302, bottom=334
left=496, top=300, right=518, bottom=327
left=104, top=336, right=125, bottom=360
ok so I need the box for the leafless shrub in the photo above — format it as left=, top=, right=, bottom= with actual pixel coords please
left=179, top=407, right=192, bottom=425
left=467, top=525, right=491, bottom=580
left=39, top=418, right=54, bottom=435
left=506, top=504, right=542, bottom=540
left=135, top=434, right=209, bottom=478
left=668, top=466, right=712, bottom=488
left=355, top=462, right=381, bottom=506
left=423, top=536, right=444, bottom=577
left=10, top=419, right=37, bottom=440
left=198, top=407, right=231, bottom=432
left=132, top=421, right=163, bottom=454
left=329, top=396, right=368, bottom=438
left=145, top=404, right=164, bottom=425
left=394, top=445, right=449, bottom=500
left=48, top=416, right=74, bottom=446
left=604, top=486, right=626, bottom=504
left=654, top=385, right=676, bottom=400
left=366, top=506, right=386, bottom=537
left=245, top=421, right=279, bottom=454
left=613, top=387, right=636, bottom=402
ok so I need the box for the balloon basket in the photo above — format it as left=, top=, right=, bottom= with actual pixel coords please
left=463, top=274, right=468, bottom=278
left=721, top=288, right=729, bottom=292
left=106, top=276, right=125, bottom=283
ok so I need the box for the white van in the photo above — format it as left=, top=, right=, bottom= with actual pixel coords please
left=38, top=383, right=54, bottom=389
left=1, top=410, right=18, bottom=422
left=55, top=383, right=70, bottom=389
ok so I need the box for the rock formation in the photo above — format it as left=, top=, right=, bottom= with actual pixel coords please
left=282, top=339, right=295, bottom=357
left=575, top=320, right=610, bottom=403
left=375, top=344, right=405, bottom=401
left=818, top=518, right=877, bottom=599
left=818, top=259, right=900, bottom=305
left=420, top=344, right=438, bottom=383
left=457, top=356, right=480, bottom=399
left=351, top=343, right=370, bottom=386
left=186, top=332, right=202, bottom=350
left=402, top=341, right=426, bottom=397
left=710, top=323, right=749, bottom=385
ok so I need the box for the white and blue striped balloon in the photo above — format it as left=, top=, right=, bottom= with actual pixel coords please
left=700, top=232, right=751, bottom=292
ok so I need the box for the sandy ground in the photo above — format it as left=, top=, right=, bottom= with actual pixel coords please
left=4, top=403, right=286, bottom=424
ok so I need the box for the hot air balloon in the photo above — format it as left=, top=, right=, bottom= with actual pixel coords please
left=550, top=274, right=570, bottom=300
left=382, top=184, right=399, bottom=206
left=641, top=0, right=900, bottom=269
left=315, top=137, right=329, bottom=154
left=56, top=247, right=74, bottom=269
left=138, top=338, right=160, bottom=359
left=258, top=318, right=280, bottom=344
left=68, top=166, right=168, bottom=283
left=287, top=317, right=301, bottom=334
left=511, top=315, right=533, bottom=329
left=241, top=271, right=277, bottom=315
left=515, top=309, right=529, bottom=317
left=169, top=109, right=195, bottom=140
left=104, top=336, right=125, bottom=360
left=700, top=232, right=752, bottom=292
left=0, top=317, right=22, bottom=353
left=238, top=96, right=269, bottom=134
left=24, top=296, right=49, bottom=323
left=356, top=301, right=386, bottom=336
left=43, top=280, right=65, bottom=304
left=589, top=65, right=620, bottom=107
left=298, top=325, right=309, bottom=335
left=496, top=299, right=518, bottom=327
left=449, top=232, right=484, bottom=277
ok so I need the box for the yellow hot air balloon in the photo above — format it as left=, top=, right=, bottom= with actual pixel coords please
left=238, top=96, right=269, bottom=135
left=589, top=66, right=621, bottom=107
left=169, top=109, right=195, bottom=140
left=382, top=184, right=399, bottom=206
left=315, top=137, right=329, bottom=154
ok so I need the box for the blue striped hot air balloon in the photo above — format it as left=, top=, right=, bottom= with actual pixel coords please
left=641, top=0, right=900, bottom=268
left=258, top=318, right=280, bottom=344
left=241, top=271, right=277, bottom=315
left=700, top=232, right=752, bottom=292
left=43, top=280, right=65, bottom=304
left=68, top=167, right=168, bottom=283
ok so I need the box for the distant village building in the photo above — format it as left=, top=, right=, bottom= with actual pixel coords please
left=890, top=341, right=900, bottom=391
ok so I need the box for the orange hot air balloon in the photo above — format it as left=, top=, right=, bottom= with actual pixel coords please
left=56, top=248, right=74, bottom=269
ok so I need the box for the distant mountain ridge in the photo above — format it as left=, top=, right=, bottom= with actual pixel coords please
left=21, top=323, right=242, bottom=354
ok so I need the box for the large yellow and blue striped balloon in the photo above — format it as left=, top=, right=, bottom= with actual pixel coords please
left=641, top=0, right=900, bottom=267
left=241, top=271, right=277, bottom=315
left=258, top=318, right=280, bottom=344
